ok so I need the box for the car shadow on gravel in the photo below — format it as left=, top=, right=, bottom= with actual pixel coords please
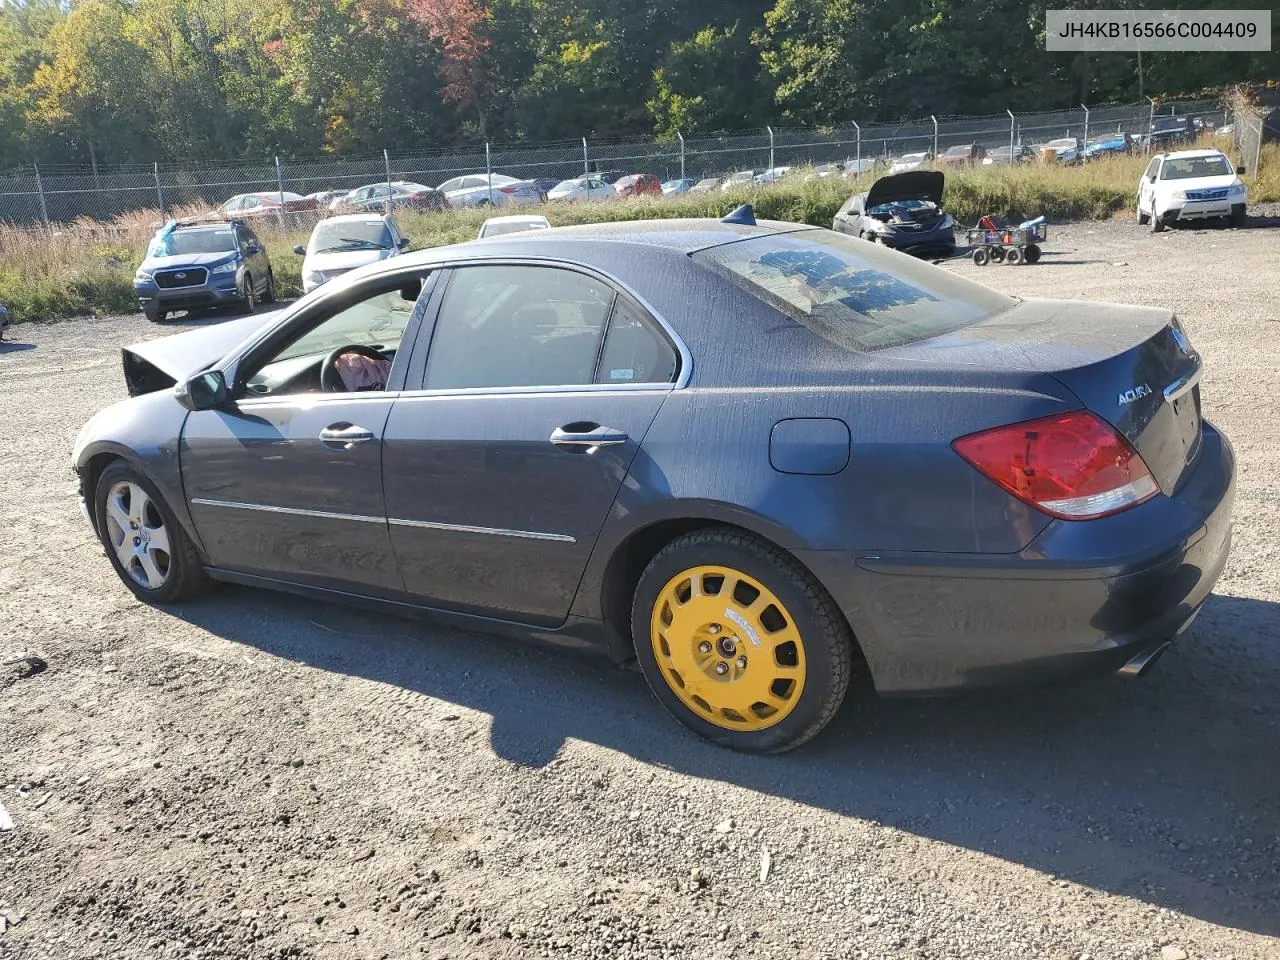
left=168, top=587, right=1280, bottom=938
left=0, top=340, right=36, bottom=353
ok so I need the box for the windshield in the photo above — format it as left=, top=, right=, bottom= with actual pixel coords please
left=1154, top=118, right=1187, bottom=131
left=1160, top=155, right=1233, bottom=179
left=149, top=228, right=236, bottom=257
left=393, top=182, right=431, bottom=195
left=868, top=198, right=936, bottom=216
left=943, top=146, right=970, bottom=156
left=309, top=219, right=392, bottom=253
left=693, top=229, right=1013, bottom=352
left=899, top=154, right=925, bottom=162
left=553, top=179, right=584, bottom=191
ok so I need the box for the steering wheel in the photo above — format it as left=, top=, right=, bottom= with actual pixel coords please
left=320, top=343, right=387, bottom=392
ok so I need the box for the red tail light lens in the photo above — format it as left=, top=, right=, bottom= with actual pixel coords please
left=952, top=411, right=1158, bottom=520
left=499, top=186, right=517, bottom=194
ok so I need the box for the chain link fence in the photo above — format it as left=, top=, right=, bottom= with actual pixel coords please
left=0, top=99, right=1229, bottom=227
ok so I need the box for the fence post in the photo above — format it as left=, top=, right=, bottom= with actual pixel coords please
left=485, top=142, right=493, bottom=205
left=33, top=163, right=50, bottom=226
left=1081, top=104, right=1090, bottom=164
left=275, top=156, right=286, bottom=227
left=1145, top=96, right=1156, bottom=154
left=153, top=162, right=164, bottom=218
left=582, top=137, right=589, bottom=176
left=383, top=148, right=392, bottom=214
left=677, top=131, right=685, bottom=181
left=852, top=121, right=860, bottom=175
left=1255, top=117, right=1264, bottom=177
left=767, top=125, right=775, bottom=173
left=930, top=115, right=938, bottom=161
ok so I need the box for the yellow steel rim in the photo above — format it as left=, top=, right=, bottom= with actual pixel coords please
left=650, top=565, right=806, bottom=732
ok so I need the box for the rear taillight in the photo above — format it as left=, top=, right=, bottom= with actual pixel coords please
left=499, top=186, right=517, bottom=194
left=952, top=411, right=1158, bottom=520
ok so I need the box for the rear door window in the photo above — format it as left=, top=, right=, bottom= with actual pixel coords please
left=693, top=229, right=1014, bottom=352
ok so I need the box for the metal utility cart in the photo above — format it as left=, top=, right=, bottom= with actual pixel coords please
left=966, top=216, right=1046, bottom=265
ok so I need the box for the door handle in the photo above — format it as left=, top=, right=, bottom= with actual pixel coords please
left=319, top=423, right=375, bottom=448
left=549, top=424, right=628, bottom=453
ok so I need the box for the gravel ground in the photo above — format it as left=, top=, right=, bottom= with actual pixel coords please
left=2, top=215, right=1279, bottom=960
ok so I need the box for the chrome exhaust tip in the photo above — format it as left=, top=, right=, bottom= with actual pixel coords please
left=1118, top=641, right=1171, bottom=679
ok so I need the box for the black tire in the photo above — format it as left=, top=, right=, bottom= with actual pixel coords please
left=988, top=246, right=1006, bottom=263
left=143, top=306, right=166, bottom=324
left=631, top=528, right=854, bottom=753
left=1136, top=200, right=1150, bottom=225
left=262, top=269, right=277, bottom=304
left=242, top=275, right=256, bottom=314
left=1005, top=246, right=1022, bottom=265
left=972, top=248, right=990, bottom=266
left=94, top=460, right=210, bottom=605
left=1024, top=243, right=1042, bottom=264
left=1230, top=204, right=1247, bottom=228
left=1150, top=209, right=1166, bottom=233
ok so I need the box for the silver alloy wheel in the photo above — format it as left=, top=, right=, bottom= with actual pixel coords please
left=103, top=481, right=171, bottom=589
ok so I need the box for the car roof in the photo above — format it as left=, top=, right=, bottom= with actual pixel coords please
left=1161, top=149, right=1226, bottom=160
left=482, top=215, right=549, bottom=225
left=319, top=213, right=390, bottom=224
left=380, top=217, right=803, bottom=265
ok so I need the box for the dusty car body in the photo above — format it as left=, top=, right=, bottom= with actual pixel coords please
left=75, top=212, right=1233, bottom=752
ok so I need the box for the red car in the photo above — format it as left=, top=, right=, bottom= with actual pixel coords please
left=613, top=173, right=662, bottom=198
left=219, top=192, right=318, bottom=218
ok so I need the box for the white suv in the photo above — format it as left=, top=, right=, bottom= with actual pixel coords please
left=1137, top=149, right=1248, bottom=232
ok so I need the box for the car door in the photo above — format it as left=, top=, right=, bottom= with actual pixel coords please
left=236, top=225, right=268, bottom=293
left=589, top=178, right=611, bottom=200
left=1140, top=157, right=1161, bottom=213
left=382, top=261, right=684, bottom=624
left=181, top=268, right=436, bottom=597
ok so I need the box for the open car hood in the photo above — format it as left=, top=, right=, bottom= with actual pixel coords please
left=122, top=313, right=275, bottom=396
left=864, top=171, right=944, bottom=208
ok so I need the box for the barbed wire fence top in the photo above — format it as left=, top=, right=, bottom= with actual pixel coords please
left=0, top=98, right=1228, bottom=227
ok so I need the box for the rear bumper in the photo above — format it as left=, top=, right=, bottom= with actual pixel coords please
left=799, top=423, right=1235, bottom=695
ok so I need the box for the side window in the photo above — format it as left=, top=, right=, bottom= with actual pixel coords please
left=1144, top=158, right=1160, bottom=179
left=596, top=298, right=679, bottom=385
left=423, top=265, right=614, bottom=390
left=243, top=276, right=426, bottom=396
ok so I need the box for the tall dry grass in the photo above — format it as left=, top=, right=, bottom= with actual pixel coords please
left=2, top=140, right=1275, bottom=325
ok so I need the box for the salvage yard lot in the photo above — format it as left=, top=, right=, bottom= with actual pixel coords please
left=1, top=216, right=1278, bottom=960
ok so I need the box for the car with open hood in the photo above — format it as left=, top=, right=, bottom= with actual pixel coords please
left=832, top=171, right=956, bottom=257
left=74, top=207, right=1233, bottom=754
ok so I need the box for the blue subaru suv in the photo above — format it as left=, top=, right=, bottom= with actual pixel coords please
left=134, top=219, right=275, bottom=323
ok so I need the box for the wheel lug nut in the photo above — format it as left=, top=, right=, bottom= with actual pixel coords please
left=698, top=641, right=712, bottom=654
left=736, top=656, right=747, bottom=669
left=133, top=537, right=141, bottom=546
left=715, top=662, right=728, bottom=675
left=707, top=624, right=721, bottom=635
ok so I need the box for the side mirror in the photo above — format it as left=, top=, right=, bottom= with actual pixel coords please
left=1148, top=174, right=1157, bottom=183
left=174, top=370, right=228, bottom=412
left=292, top=244, right=306, bottom=255
left=247, top=243, right=262, bottom=255
left=1236, top=165, right=1245, bottom=175
left=398, top=237, right=411, bottom=249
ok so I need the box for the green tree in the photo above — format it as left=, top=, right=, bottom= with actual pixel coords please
left=650, top=22, right=771, bottom=136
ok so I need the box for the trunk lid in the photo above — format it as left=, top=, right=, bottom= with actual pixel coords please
left=882, top=298, right=1204, bottom=492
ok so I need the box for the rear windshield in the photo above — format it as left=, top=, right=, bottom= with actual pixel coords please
left=693, top=229, right=1014, bottom=352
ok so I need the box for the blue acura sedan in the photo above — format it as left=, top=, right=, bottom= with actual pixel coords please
left=74, top=207, right=1233, bottom=752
